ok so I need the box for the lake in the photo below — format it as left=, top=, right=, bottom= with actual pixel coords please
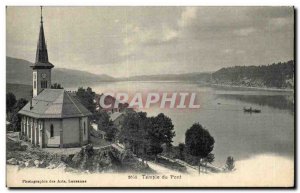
left=67, top=81, right=294, bottom=167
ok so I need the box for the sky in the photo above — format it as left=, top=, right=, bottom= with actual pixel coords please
left=6, top=6, right=294, bottom=77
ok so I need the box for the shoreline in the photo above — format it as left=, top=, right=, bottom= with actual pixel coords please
left=89, top=81, right=294, bottom=93
left=211, top=84, right=294, bottom=92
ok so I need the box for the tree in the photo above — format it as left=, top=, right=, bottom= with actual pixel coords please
left=8, top=98, right=28, bottom=132
left=91, top=110, right=119, bottom=142
left=93, top=111, right=111, bottom=131
left=178, top=143, right=185, bottom=160
left=9, top=111, right=20, bottom=132
left=105, top=125, right=118, bottom=142
left=148, top=113, right=175, bottom=144
left=185, top=123, right=214, bottom=158
left=118, top=111, right=149, bottom=157
left=6, top=92, right=16, bottom=113
left=76, top=87, right=96, bottom=113
left=147, top=113, right=175, bottom=161
left=225, top=156, right=235, bottom=171
left=51, top=83, right=63, bottom=89
left=15, top=98, right=28, bottom=110
left=117, top=112, right=175, bottom=162
left=204, top=153, right=215, bottom=164
left=147, top=144, right=163, bottom=161
left=185, top=123, right=215, bottom=173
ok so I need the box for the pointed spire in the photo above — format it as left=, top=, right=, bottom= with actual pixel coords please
left=32, top=6, right=54, bottom=69
left=40, top=6, right=43, bottom=24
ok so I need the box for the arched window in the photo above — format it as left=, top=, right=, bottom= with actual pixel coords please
left=84, top=122, right=86, bottom=135
left=50, top=124, right=54, bottom=137
left=41, top=80, right=48, bottom=88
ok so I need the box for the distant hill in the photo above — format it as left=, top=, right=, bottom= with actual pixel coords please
left=7, top=56, right=294, bottom=90
left=121, top=60, right=295, bottom=89
left=212, top=60, right=294, bottom=89
left=118, top=72, right=212, bottom=82
left=6, top=83, right=32, bottom=101
left=6, top=57, right=115, bottom=87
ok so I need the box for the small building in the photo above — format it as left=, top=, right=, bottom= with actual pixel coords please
left=18, top=7, right=92, bottom=148
left=90, top=122, right=107, bottom=140
left=91, top=122, right=99, bottom=131
left=110, top=112, right=125, bottom=130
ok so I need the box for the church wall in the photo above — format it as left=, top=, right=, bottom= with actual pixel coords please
left=62, top=117, right=80, bottom=147
left=44, top=119, right=61, bottom=147
left=81, top=116, right=89, bottom=144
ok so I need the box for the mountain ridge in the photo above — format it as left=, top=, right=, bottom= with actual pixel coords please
left=7, top=57, right=294, bottom=89
left=6, top=57, right=116, bottom=87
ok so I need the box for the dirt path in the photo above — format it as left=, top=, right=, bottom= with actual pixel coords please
left=144, top=160, right=178, bottom=174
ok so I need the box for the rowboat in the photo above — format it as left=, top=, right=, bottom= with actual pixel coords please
left=243, top=107, right=261, bottom=113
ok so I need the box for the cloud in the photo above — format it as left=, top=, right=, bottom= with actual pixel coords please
left=178, top=7, right=198, bottom=27
left=267, top=17, right=293, bottom=30
left=222, top=49, right=246, bottom=55
left=162, top=27, right=179, bottom=42
left=120, top=24, right=179, bottom=57
left=234, top=27, right=256, bottom=36
left=7, top=7, right=294, bottom=78
left=223, top=49, right=233, bottom=54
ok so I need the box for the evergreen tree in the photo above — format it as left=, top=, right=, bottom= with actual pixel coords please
left=51, top=83, right=63, bottom=89
left=178, top=143, right=185, bottom=160
left=6, top=92, right=16, bottom=113
left=225, top=156, right=235, bottom=171
left=76, top=87, right=96, bottom=113
left=8, top=98, right=28, bottom=132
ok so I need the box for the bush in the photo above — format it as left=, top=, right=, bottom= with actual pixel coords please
left=7, top=140, right=27, bottom=151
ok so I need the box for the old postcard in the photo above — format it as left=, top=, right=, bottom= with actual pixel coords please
left=6, top=6, right=295, bottom=188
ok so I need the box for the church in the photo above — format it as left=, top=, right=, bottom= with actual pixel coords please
left=18, top=8, right=92, bottom=148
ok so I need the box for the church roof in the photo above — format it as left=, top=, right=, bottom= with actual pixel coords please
left=31, top=7, right=54, bottom=69
left=19, top=89, right=92, bottom=118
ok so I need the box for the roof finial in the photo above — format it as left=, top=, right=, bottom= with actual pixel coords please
left=40, top=6, right=43, bottom=23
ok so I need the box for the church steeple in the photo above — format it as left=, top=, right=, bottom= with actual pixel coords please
left=32, top=6, right=54, bottom=69
left=31, top=6, right=54, bottom=97
left=35, top=6, right=49, bottom=64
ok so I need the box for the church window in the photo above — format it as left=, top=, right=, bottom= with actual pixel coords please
left=50, top=124, right=54, bottom=137
left=84, top=122, right=86, bottom=135
left=41, top=80, right=47, bottom=88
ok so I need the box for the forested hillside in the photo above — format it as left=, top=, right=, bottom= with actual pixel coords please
left=212, top=60, right=294, bottom=89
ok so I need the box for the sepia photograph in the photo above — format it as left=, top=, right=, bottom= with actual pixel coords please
left=5, top=6, right=295, bottom=188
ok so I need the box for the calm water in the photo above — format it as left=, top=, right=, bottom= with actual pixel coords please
left=67, top=81, right=294, bottom=166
